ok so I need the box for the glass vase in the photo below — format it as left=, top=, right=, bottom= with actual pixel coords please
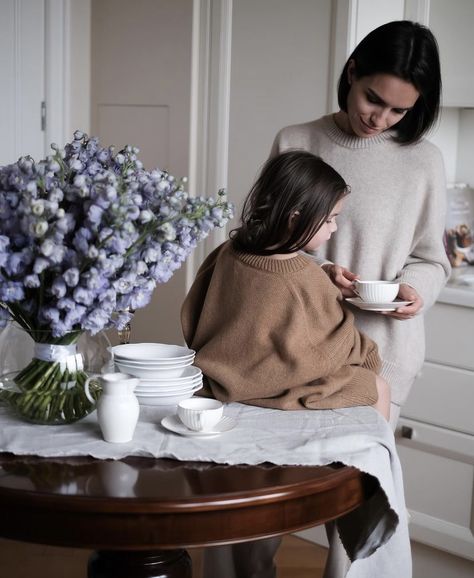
left=0, top=323, right=113, bottom=425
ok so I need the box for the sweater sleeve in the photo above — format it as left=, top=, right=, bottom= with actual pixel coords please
left=269, top=124, right=316, bottom=158
left=180, top=244, right=223, bottom=346
left=397, top=144, right=451, bottom=309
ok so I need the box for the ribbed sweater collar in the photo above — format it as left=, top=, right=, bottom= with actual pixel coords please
left=322, top=114, right=394, bottom=149
left=232, top=248, right=309, bottom=274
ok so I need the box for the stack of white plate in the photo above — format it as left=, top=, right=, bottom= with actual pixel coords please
left=112, top=343, right=202, bottom=406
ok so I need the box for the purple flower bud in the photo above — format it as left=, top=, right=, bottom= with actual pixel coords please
left=63, top=267, right=80, bottom=287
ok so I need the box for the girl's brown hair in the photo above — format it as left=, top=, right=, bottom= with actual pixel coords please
left=231, top=151, right=349, bottom=255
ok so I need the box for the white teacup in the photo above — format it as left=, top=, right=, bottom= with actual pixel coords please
left=178, top=398, right=223, bottom=431
left=353, top=280, right=399, bottom=303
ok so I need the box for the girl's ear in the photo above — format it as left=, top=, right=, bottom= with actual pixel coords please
left=347, top=59, right=356, bottom=85
left=288, top=210, right=300, bottom=230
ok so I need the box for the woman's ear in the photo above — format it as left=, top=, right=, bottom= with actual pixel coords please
left=347, top=59, right=356, bottom=85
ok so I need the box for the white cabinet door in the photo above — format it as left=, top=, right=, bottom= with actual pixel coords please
left=397, top=418, right=474, bottom=560
left=0, top=0, right=45, bottom=165
left=429, top=0, right=474, bottom=107
left=424, top=302, right=474, bottom=371
left=403, top=362, right=474, bottom=435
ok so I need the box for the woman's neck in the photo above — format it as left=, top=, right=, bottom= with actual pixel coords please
left=333, top=111, right=355, bottom=135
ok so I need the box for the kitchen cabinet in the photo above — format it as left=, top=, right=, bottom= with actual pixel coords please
left=428, top=0, right=474, bottom=108
left=429, top=0, right=474, bottom=186
left=396, top=298, right=474, bottom=566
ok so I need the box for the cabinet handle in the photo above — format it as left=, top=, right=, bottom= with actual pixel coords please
left=400, top=425, right=414, bottom=439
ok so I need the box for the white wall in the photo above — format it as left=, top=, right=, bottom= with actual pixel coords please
left=429, top=108, right=460, bottom=184
left=457, top=109, right=474, bottom=187
left=227, top=0, right=333, bottom=216
left=429, top=108, right=474, bottom=188
left=68, top=0, right=91, bottom=136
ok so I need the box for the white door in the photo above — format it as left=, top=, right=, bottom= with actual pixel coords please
left=90, top=0, right=193, bottom=344
left=0, top=0, right=45, bottom=165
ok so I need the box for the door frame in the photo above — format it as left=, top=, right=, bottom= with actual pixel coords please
left=44, top=0, right=71, bottom=151
left=186, top=0, right=233, bottom=289
left=45, top=0, right=229, bottom=289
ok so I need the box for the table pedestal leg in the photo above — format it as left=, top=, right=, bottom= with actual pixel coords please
left=88, top=549, right=192, bottom=578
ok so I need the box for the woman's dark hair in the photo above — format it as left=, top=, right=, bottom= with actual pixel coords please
left=337, top=20, right=442, bottom=144
left=230, top=151, right=349, bottom=255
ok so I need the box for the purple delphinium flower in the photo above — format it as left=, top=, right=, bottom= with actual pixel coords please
left=0, top=131, right=234, bottom=336
left=33, top=257, right=50, bottom=275
left=51, top=278, right=67, bottom=299
left=73, top=286, right=95, bottom=306
left=73, top=228, right=92, bottom=254
left=82, top=308, right=112, bottom=334
left=0, top=281, right=25, bottom=302
left=87, top=204, right=104, bottom=225
left=24, top=274, right=41, bottom=288
left=63, top=268, right=80, bottom=287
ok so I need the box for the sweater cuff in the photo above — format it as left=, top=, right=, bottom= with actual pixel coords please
left=363, top=347, right=382, bottom=374
left=398, top=267, right=449, bottom=310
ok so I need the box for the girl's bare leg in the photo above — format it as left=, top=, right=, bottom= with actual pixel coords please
left=373, top=375, right=391, bottom=421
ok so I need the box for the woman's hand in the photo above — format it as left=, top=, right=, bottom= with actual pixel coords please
left=322, top=263, right=359, bottom=297
left=382, top=283, right=424, bottom=320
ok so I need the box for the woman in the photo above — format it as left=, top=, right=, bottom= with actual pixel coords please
left=271, top=19, right=451, bottom=428
left=203, top=20, right=449, bottom=578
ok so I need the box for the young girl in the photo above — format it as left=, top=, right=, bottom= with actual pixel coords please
left=181, top=150, right=390, bottom=420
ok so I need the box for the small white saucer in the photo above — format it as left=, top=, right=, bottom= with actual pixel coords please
left=345, top=297, right=414, bottom=312
left=161, top=414, right=236, bottom=438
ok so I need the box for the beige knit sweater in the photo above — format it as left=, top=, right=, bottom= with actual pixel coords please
left=271, top=115, right=451, bottom=406
left=181, top=242, right=381, bottom=410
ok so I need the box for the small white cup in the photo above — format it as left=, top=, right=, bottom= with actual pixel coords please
left=353, top=280, right=399, bottom=303
left=178, top=398, right=223, bottom=431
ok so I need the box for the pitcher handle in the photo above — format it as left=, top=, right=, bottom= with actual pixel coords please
left=84, top=374, right=100, bottom=404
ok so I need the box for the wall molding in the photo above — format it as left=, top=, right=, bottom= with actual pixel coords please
left=186, top=0, right=233, bottom=291
left=44, top=0, right=69, bottom=150
left=13, top=0, right=21, bottom=157
left=404, top=0, right=431, bottom=24
left=1, top=0, right=46, bottom=163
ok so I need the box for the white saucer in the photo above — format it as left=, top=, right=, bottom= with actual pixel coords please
left=345, top=297, right=414, bottom=312
left=161, top=414, right=236, bottom=438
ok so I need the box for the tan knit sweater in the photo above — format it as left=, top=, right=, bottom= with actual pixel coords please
left=181, top=242, right=381, bottom=410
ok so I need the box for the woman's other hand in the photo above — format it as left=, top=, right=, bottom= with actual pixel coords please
left=322, top=263, right=359, bottom=297
left=382, top=283, right=424, bottom=320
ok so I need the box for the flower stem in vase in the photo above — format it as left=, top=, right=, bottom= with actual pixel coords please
left=0, top=332, right=102, bottom=425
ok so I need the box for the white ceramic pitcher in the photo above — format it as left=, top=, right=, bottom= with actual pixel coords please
left=85, top=372, right=140, bottom=443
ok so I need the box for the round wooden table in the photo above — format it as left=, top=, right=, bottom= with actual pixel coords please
left=0, top=453, right=375, bottom=578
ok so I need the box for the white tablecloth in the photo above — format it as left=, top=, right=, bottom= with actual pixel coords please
left=0, top=402, right=411, bottom=578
